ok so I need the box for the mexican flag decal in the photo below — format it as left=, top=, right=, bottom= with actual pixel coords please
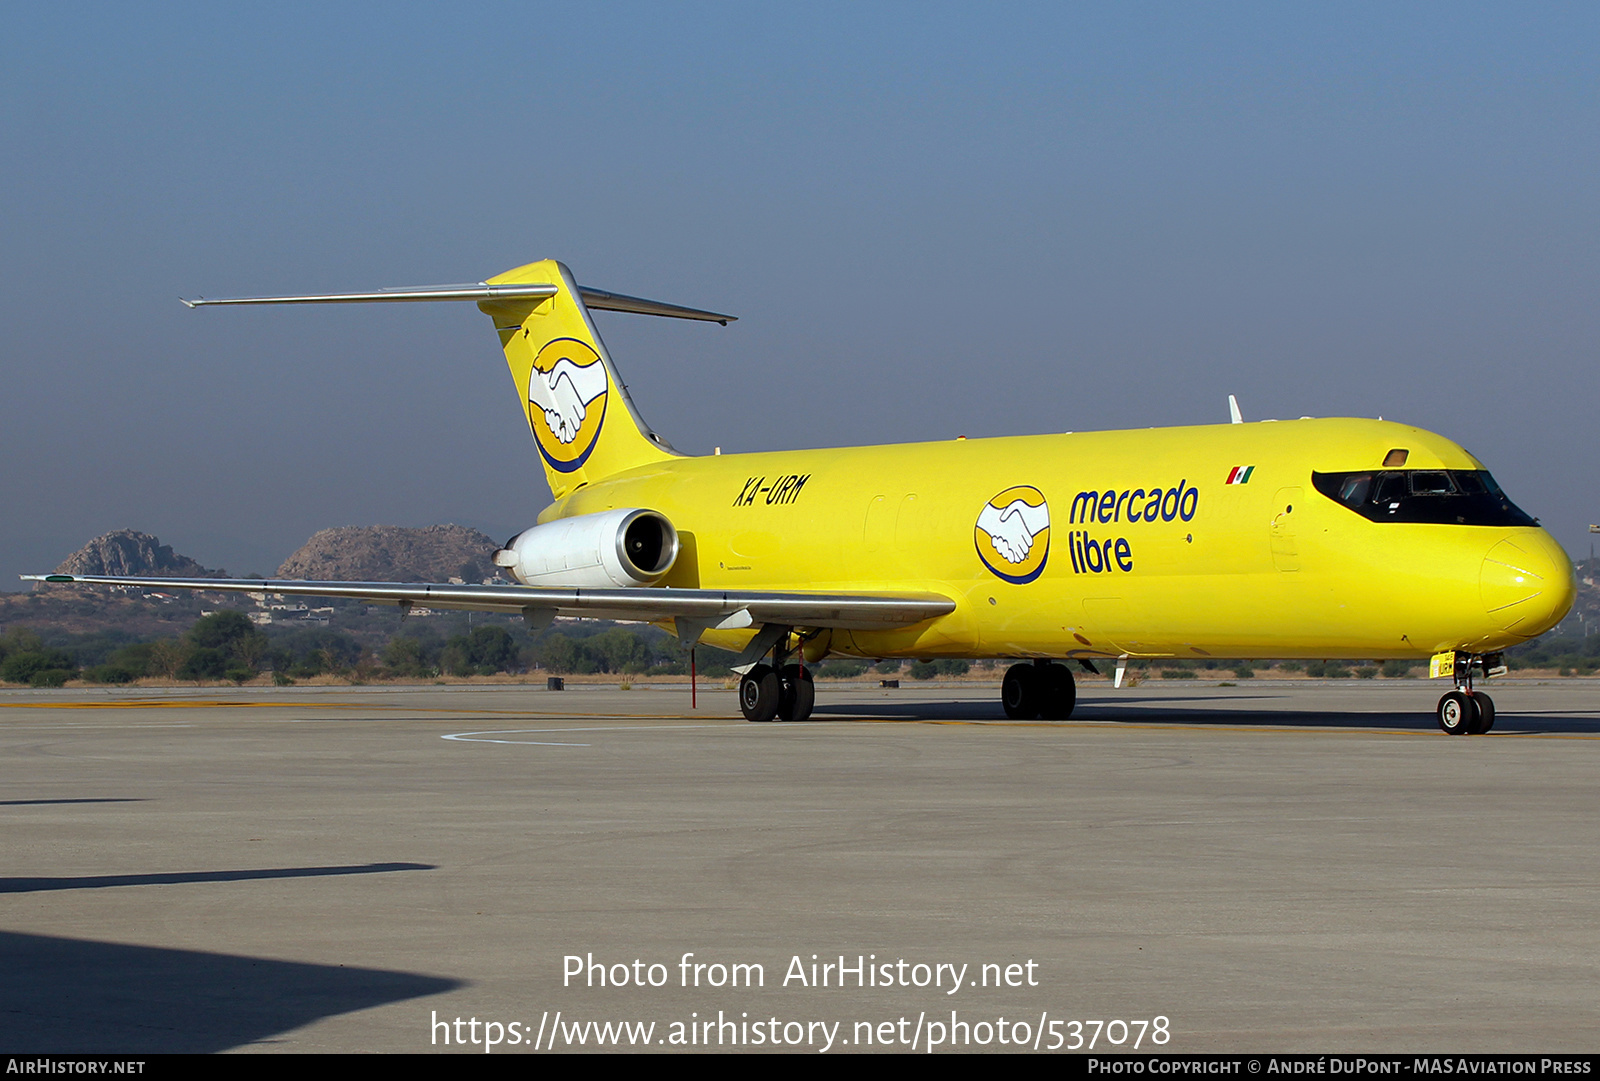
left=1225, top=465, right=1254, bottom=485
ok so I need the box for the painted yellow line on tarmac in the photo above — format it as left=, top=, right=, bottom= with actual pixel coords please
left=0, top=700, right=727, bottom=724
left=0, top=699, right=339, bottom=710
left=0, top=698, right=696, bottom=720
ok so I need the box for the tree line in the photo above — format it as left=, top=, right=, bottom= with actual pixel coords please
left=1, top=611, right=1593, bottom=687
left=0, top=613, right=749, bottom=686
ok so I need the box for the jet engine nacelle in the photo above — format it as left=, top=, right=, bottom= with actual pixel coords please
left=492, top=508, right=679, bottom=589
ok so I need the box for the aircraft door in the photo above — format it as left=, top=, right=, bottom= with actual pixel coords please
left=894, top=494, right=923, bottom=572
left=1270, top=487, right=1301, bottom=572
left=863, top=494, right=890, bottom=554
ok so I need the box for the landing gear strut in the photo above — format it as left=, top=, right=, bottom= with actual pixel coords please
left=1002, top=660, right=1076, bottom=720
left=1435, top=651, right=1499, bottom=736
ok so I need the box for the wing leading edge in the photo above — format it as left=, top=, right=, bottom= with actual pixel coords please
left=22, top=574, right=955, bottom=631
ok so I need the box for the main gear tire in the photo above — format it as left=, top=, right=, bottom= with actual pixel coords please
left=778, top=664, right=815, bottom=722
left=740, top=664, right=780, bottom=722
left=1039, top=662, right=1077, bottom=720
left=1002, top=663, right=1041, bottom=720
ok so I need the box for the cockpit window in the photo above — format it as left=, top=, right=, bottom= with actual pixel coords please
left=1372, top=472, right=1407, bottom=505
left=1312, top=470, right=1536, bottom=526
left=1337, top=474, right=1371, bottom=505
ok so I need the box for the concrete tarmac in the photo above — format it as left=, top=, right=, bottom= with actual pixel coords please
left=2, top=678, right=1598, bottom=1054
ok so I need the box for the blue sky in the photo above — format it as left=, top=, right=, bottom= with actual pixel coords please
left=2, top=4, right=1597, bottom=580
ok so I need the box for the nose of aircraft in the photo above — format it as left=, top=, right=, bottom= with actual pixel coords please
left=1481, top=529, right=1577, bottom=637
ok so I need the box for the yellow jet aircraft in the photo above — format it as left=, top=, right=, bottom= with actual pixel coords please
left=29, top=260, right=1575, bottom=734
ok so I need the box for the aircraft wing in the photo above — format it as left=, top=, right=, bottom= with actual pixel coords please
left=22, top=574, right=955, bottom=631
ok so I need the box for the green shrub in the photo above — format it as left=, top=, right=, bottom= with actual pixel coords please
left=84, top=664, right=137, bottom=684
left=817, top=662, right=867, bottom=679
left=178, top=647, right=228, bottom=682
left=2, top=650, right=75, bottom=685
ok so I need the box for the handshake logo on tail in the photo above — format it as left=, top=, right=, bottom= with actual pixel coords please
left=532, top=357, right=609, bottom=445
left=527, top=338, right=610, bottom=472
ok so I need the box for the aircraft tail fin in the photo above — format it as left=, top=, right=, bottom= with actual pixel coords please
left=182, top=260, right=736, bottom=499
left=480, top=259, right=683, bottom=498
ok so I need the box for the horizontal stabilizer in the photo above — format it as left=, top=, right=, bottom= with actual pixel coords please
left=24, top=574, right=952, bottom=631
left=575, top=286, right=734, bottom=324
left=181, top=281, right=736, bottom=323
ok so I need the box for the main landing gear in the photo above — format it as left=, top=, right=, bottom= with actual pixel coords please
left=1436, top=652, right=1500, bottom=736
left=739, top=664, right=815, bottom=723
left=739, top=630, right=815, bottom=723
left=1002, top=660, right=1077, bottom=720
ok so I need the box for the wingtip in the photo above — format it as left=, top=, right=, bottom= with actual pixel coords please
left=179, top=297, right=198, bottom=309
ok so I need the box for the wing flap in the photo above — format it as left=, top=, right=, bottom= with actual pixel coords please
left=24, top=575, right=953, bottom=630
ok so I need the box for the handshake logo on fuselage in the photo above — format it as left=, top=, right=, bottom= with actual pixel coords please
left=975, top=486, right=1052, bottom=584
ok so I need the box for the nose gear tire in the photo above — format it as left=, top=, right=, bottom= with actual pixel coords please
left=1467, top=692, right=1495, bottom=734
left=1437, top=691, right=1477, bottom=736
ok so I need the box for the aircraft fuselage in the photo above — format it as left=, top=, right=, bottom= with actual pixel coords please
left=546, top=416, right=1574, bottom=663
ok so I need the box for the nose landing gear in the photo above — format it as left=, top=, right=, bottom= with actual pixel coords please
left=1435, top=651, right=1501, bottom=735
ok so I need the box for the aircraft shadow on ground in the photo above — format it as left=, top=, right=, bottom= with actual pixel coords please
left=0, top=929, right=459, bottom=1053
left=0, top=861, right=434, bottom=895
left=811, top=699, right=1600, bottom=734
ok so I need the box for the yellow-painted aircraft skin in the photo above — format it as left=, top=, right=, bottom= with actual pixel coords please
left=482, top=259, right=1573, bottom=666
left=547, top=419, right=1571, bottom=666
left=31, top=259, right=1575, bottom=731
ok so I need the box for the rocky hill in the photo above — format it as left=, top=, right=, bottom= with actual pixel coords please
left=276, top=524, right=503, bottom=583
left=54, top=530, right=225, bottom=578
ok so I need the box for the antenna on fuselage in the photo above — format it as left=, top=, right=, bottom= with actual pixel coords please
left=1228, top=395, right=1243, bottom=424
